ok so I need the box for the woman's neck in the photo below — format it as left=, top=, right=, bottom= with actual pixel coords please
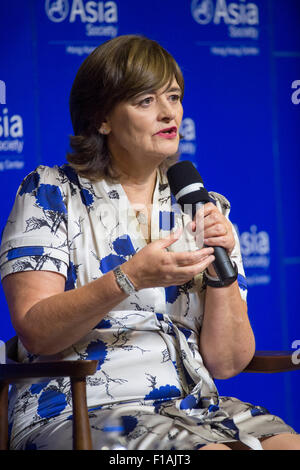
left=121, top=170, right=157, bottom=206
left=111, top=156, right=158, bottom=204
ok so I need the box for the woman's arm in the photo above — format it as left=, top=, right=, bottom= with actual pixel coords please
left=196, top=203, right=255, bottom=379
left=199, top=283, right=255, bottom=379
left=2, top=269, right=128, bottom=356
left=3, top=231, right=215, bottom=356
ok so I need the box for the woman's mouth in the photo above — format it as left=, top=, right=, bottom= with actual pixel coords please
left=154, top=126, right=177, bottom=139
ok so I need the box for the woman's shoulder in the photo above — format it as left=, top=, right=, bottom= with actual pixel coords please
left=18, top=163, right=81, bottom=195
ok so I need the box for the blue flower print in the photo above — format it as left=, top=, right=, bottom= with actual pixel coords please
left=144, top=385, right=181, bottom=413
left=65, top=262, right=78, bottom=291
left=208, top=404, right=219, bottom=412
left=99, top=235, right=135, bottom=274
left=86, top=339, right=108, bottom=370
left=144, top=384, right=181, bottom=401
left=165, top=285, right=180, bottom=304
left=221, top=418, right=239, bottom=436
left=113, top=235, right=136, bottom=257
left=237, top=274, right=248, bottom=291
left=80, top=188, right=94, bottom=208
left=178, top=326, right=192, bottom=340
left=30, top=382, right=49, bottom=395
left=35, top=184, right=67, bottom=214
left=19, top=171, right=40, bottom=196
left=250, top=406, right=269, bottom=416
left=94, top=318, right=113, bottom=329
left=37, top=389, right=68, bottom=419
left=179, top=394, right=197, bottom=410
left=61, top=164, right=80, bottom=186
left=121, top=415, right=138, bottom=435
left=100, top=254, right=127, bottom=274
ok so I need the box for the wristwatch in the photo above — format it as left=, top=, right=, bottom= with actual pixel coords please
left=113, top=265, right=137, bottom=295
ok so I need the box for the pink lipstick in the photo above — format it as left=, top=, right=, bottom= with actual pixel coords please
left=154, top=126, right=177, bottom=139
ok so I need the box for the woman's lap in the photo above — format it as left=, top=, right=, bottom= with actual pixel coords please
left=10, top=403, right=299, bottom=451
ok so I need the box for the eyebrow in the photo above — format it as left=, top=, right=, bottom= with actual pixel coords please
left=165, top=86, right=182, bottom=94
left=131, top=85, right=182, bottom=102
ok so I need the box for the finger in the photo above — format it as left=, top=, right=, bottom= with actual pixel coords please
left=196, top=254, right=216, bottom=273
left=194, top=206, right=205, bottom=232
left=204, top=223, right=228, bottom=239
left=203, top=211, right=223, bottom=231
left=187, top=220, right=206, bottom=249
left=203, top=235, right=233, bottom=253
left=173, top=247, right=214, bottom=267
left=204, top=235, right=227, bottom=246
left=159, top=227, right=183, bottom=249
left=203, top=202, right=218, bottom=216
left=198, top=207, right=225, bottom=239
left=179, top=254, right=215, bottom=279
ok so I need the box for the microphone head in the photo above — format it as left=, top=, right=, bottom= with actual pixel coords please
left=167, top=160, right=210, bottom=208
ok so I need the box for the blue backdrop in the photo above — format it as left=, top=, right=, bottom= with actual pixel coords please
left=0, top=0, right=299, bottom=433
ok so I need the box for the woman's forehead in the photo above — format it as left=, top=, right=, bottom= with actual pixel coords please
left=132, top=77, right=182, bottom=98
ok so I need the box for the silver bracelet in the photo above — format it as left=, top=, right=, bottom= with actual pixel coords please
left=113, top=265, right=137, bottom=295
left=204, top=269, right=220, bottom=282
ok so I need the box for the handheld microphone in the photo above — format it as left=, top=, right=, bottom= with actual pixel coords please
left=167, top=160, right=237, bottom=285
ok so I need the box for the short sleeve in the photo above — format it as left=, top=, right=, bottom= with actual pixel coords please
left=0, top=165, right=69, bottom=280
left=209, top=191, right=248, bottom=302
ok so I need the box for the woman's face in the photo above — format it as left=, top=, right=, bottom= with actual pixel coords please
left=104, top=78, right=183, bottom=167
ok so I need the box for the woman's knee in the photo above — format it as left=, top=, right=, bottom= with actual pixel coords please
left=199, top=443, right=232, bottom=450
left=260, top=433, right=300, bottom=450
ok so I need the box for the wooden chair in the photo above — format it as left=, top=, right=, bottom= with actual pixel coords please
left=0, top=336, right=98, bottom=450
left=0, top=338, right=299, bottom=451
left=243, top=350, right=300, bottom=374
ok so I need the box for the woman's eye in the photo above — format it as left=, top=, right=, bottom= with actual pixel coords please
left=139, top=97, right=153, bottom=107
left=169, top=94, right=181, bottom=102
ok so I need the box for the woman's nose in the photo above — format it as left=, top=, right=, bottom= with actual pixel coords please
left=157, top=100, right=175, bottom=122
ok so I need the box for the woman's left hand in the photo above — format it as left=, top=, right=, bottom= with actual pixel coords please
left=191, top=202, right=235, bottom=255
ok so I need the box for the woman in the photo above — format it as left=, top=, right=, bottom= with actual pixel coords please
left=1, top=35, right=299, bottom=450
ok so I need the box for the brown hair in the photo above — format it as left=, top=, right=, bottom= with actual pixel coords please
left=66, top=35, right=184, bottom=181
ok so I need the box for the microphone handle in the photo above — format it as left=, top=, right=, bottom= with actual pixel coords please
left=211, top=246, right=237, bottom=282
left=193, top=202, right=236, bottom=283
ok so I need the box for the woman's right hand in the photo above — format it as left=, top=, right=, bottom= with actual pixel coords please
left=122, top=230, right=215, bottom=290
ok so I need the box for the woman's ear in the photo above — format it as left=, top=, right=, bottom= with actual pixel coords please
left=98, top=118, right=111, bottom=135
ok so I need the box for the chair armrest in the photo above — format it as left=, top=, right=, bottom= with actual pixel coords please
left=243, top=351, right=300, bottom=373
left=0, top=360, right=98, bottom=383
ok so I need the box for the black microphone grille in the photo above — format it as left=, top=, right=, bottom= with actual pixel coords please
left=167, top=160, right=203, bottom=193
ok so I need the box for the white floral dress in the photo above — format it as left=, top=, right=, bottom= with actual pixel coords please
left=0, top=164, right=295, bottom=450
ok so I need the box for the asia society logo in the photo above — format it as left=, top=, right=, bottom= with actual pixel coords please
left=45, top=0, right=69, bottom=23
left=191, top=0, right=214, bottom=24
left=0, top=81, right=25, bottom=170
left=191, top=0, right=259, bottom=25
left=0, top=80, right=6, bottom=105
left=234, top=224, right=271, bottom=286
left=291, top=80, right=300, bottom=105
left=45, top=0, right=118, bottom=24
left=179, top=118, right=197, bottom=156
